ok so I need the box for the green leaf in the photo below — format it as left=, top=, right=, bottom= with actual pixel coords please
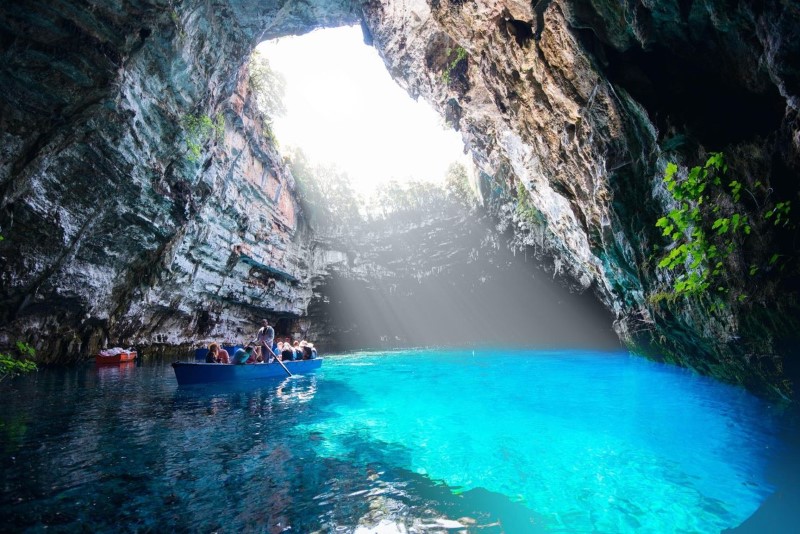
left=665, top=162, right=678, bottom=180
left=731, top=213, right=740, bottom=231
left=15, top=341, right=35, bottom=357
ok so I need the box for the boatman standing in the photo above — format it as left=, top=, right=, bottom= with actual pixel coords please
left=256, top=319, right=275, bottom=362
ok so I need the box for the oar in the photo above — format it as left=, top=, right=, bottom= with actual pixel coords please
left=269, top=347, right=292, bottom=376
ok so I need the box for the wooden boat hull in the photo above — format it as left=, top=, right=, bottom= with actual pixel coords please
left=95, top=351, right=137, bottom=364
left=172, top=359, right=323, bottom=385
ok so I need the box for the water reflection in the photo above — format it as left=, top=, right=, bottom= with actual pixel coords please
left=1, top=354, right=797, bottom=532
left=170, top=375, right=320, bottom=416
left=95, top=361, right=136, bottom=382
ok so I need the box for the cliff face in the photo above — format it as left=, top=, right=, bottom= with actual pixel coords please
left=362, top=0, right=800, bottom=398
left=1, top=0, right=798, bottom=397
left=0, top=0, right=357, bottom=358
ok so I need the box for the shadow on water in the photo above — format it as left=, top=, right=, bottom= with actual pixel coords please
left=0, top=361, right=548, bottom=532
left=726, top=407, right=800, bottom=533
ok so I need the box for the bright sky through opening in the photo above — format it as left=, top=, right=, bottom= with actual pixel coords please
left=258, top=26, right=470, bottom=195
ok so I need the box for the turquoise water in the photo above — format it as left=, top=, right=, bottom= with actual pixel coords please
left=0, top=349, right=788, bottom=532
left=310, top=350, right=785, bottom=532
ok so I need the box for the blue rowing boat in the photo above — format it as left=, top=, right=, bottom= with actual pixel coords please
left=172, top=359, right=323, bottom=385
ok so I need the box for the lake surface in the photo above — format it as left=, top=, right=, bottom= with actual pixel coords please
left=0, top=349, right=792, bottom=532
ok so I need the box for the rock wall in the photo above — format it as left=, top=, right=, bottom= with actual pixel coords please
left=0, top=0, right=357, bottom=359
left=361, top=0, right=800, bottom=399
left=1, top=0, right=799, bottom=397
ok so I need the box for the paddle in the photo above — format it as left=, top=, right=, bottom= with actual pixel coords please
left=268, top=347, right=292, bottom=377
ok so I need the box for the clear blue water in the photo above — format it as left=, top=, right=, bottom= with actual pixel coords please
left=0, top=349, right=789, bottom=532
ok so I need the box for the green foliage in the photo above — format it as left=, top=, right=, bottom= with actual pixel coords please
left=654, top=153, right=749, bottom=297
left=765, top=201, right=792, bottom=227
left=653, top=152, right=795, bottom=302
left=182, top=113, right=224, bottom=162
left=290, top=151, right=476, bottom=228
left=16, top=341, right=35, bottom=357
left=515, top=181, right=545, bottom=226
left=262, top=122, right=278, bottom=147
left=371, top=180, right=449, bottom=219
left=169, top=8, right=186, bottom=40
left=444, top=162, right=477, bottom=206
left=0, top=342, right=37, bottom=383
left=368, top=164, right=479, bottom=219
left=442, top=46, right=467, bottom=85
left=0, top=231, right=37, bottom=382
left=288, top=149, right=363, bottom=230
left=248, top=51, right=287, bottom=119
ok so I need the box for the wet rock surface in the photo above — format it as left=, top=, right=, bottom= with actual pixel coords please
left=0, top=0, right=356, bottom=358
left=361, top=0, right=800, bottom=399
left=1, top=0, right=799, bottom=398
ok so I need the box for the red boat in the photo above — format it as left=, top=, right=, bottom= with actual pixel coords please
left=95, top=350, right=137, bottom=364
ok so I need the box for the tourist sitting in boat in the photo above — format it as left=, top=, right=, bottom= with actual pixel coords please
left=299, top=340, right=316, bottom=360
left=246, top=346, right=261, bottom=364
left=289, top=339, right=301, bottom=360
left=274, top=341, right=285, bottom=361
left=232, top=345, right=255, bottom=365
left=206, top=343, right=230, bottom=364
left=280, top=339, right=297, bottom=361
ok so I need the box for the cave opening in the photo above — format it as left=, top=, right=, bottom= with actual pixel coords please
left=249, top=26, right=619, bottom=352
left=256, top=25, right=469, bottom=199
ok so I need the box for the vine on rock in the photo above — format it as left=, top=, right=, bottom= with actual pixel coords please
left=182, top=113, right=224, bottom=162
left=653, top=152, right=793, bottom=304
left=0, top=232, right=38, bottom=382
left=0, top=341, right=37, bottom=383
left=442, top=46, right=467, bottom=85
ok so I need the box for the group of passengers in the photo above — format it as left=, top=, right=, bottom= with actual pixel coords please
left=205, top=320, right=317, bottom=364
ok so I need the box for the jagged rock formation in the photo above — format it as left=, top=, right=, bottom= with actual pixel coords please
left=361, top=0, right=800, bottom=399
left=0, top=0, right=358, bottom=358
left=1, top=0, right=798, bottom=397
